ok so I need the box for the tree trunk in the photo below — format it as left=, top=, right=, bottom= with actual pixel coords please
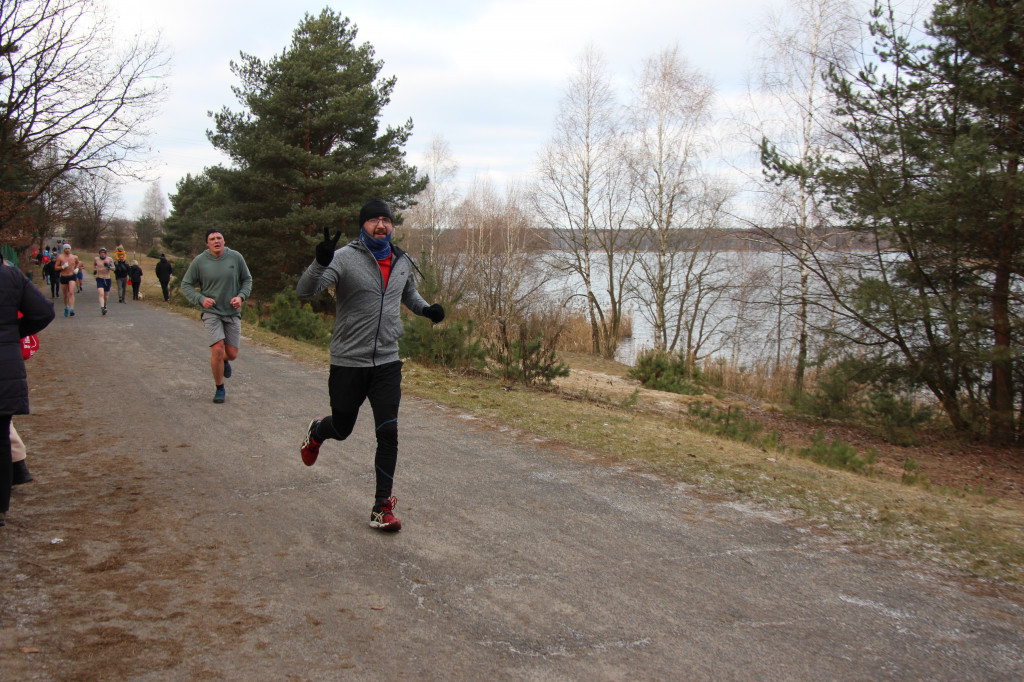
left=989, top=241, right=1015, bottom=444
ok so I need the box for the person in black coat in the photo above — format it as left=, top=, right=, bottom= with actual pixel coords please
left=114, top=256, right=130, bottom=303
left=129, top=260, right=143, bottom=300
left=0, top=255, right=55, bottom=527
left=155, top=254, right=173, bottom=302
left=42, top=259, right=58, bottom=297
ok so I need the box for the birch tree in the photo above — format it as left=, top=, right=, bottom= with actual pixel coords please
left=628, top=47, right=727, bottom=365
left=754, top=0, right=862, bottom=392
left=403, top=135, right=464, bottom=302
left=536, top=47, right=637, bottom=358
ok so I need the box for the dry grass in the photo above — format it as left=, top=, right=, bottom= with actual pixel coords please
left=700, top=356, right=802, bottom=404
left=551, top=309, right=633, bottom=355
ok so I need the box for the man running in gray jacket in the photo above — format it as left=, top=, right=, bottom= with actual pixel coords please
left=296, top=199, right=444, bottom=532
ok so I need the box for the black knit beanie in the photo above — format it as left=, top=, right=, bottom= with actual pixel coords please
left=359, top=198, right=392, bottom=226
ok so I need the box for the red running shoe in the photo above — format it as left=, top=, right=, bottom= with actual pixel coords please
left=301, top=418, right=322, bottom=466
left=370, top=496, right=402, bottom=532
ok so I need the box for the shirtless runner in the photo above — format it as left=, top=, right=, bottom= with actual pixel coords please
left=93, top=247, right=116, bottom=315
left=53, top=243, right=82, bottom=317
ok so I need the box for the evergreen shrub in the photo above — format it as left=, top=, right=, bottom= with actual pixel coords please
left=860, top=390, right=934, bottom=446
left=400, top=313, right=486, bottom=370
left=798, top=430, right=876, bottom=475
left=488, top=322, right=570, bottom=386
left=687, top=402, right=780, bottom=450
left=260, top=289, right=331, bottom=346
left=628, top=349, right=704, bottom=396
left=790, top=361, right=861, bottom=420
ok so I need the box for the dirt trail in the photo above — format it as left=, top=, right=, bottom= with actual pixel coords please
left=2, top=287, right=1023, bottom=680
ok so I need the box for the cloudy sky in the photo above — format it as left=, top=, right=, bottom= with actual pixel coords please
left=107, top=0, right=787, bottom=217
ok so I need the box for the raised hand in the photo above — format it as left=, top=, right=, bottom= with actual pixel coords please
left=315, top=226, right=342, bottom=266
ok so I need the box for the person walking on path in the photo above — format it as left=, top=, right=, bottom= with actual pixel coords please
left=180, top=229, right=252, bottom=404
left=42, top=258, right=58, bottom=298
left=52, top=243, right=81, bottom=317
left=113, top=246, right=129, bottom=303
left=296, top=198, right=445, bottom=532
left=128, top=260, right=143, bottom=300
left=93, top=248, right=115, bottom=315
left=155, top=254, right=173, bottom=302
left=0, top=254, right=55, bottom=527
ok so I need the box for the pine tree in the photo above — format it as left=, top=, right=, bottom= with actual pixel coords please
left=795, top=0, right=1024, bottom=443
left=162, top=168, right=237, bottom=257
left=927, top=0, right=1024, bottom=442
left=207, top=9, right=425, bottom=295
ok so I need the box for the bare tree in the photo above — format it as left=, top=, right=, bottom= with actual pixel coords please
left=135, top=179, right=166, bottom=248
left=536, top=46, right=638, bottom=359
left=457, top=179, right=547, bottom=327
left=627, top=47, right=727, bottom=365
left=0, top=0, right=168, bottom=242
left=107, top=217, right=134, bottom=248
left=401, top=135, right=464, bottom=302
left=750, top=0, right=862, bottom=392
left=140, top=179, right=167, bottom=220
left=65, top=170, right=122, bottom=248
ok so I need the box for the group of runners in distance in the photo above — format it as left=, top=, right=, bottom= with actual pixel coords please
left=45, top=243, right=142, bottom=317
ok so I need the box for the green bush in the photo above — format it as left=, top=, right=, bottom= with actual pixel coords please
left=687, top=402, right=780, bottom=450
left=861, top=391, right=934, bottom=446
left=260, top=289, right=332, bottom=346
left=798, top=430, right=876, bottom=475
left=901, top=457, right=929, bottom=487
left=628, top=349, right=704, bottom=396
left=488, top=323, right=570, bottom=386
left=790, top=360, right=863, bottom=420
left=146, top=244, right=163, bottom=259
left=400, top=313, right=486, bottom=370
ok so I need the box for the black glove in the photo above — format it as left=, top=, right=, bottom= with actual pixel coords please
left=315, top=226, right=341, bottom=267
left=423, top=303, right=445, bottom=324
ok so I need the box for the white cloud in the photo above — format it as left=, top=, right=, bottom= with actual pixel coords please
left=102, top=0, right=780, bottom=215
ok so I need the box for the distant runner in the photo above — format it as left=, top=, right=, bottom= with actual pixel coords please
left=93, top=247, right=115, bottom=315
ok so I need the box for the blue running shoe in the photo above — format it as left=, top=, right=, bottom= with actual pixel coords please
left=213, top=386, right=226, bottom=404
left=223, top=360, right=232, bottom=379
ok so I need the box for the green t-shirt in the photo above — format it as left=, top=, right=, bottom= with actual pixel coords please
left=180, top=248, right=252, bottom=317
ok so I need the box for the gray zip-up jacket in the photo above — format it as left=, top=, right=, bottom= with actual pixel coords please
left=296, top=240, right=429, bottom=367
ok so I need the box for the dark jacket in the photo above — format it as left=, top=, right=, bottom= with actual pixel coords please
left=114, top=260, right=130, bottom=279
left=155, top=257, right=172, bottom=283
left=0, top=265, right=55, bottom=415
left=129, top=264, right=143, bottom=284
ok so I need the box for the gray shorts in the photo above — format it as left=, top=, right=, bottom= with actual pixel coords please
left=201, top=312, right=242, bottom=349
